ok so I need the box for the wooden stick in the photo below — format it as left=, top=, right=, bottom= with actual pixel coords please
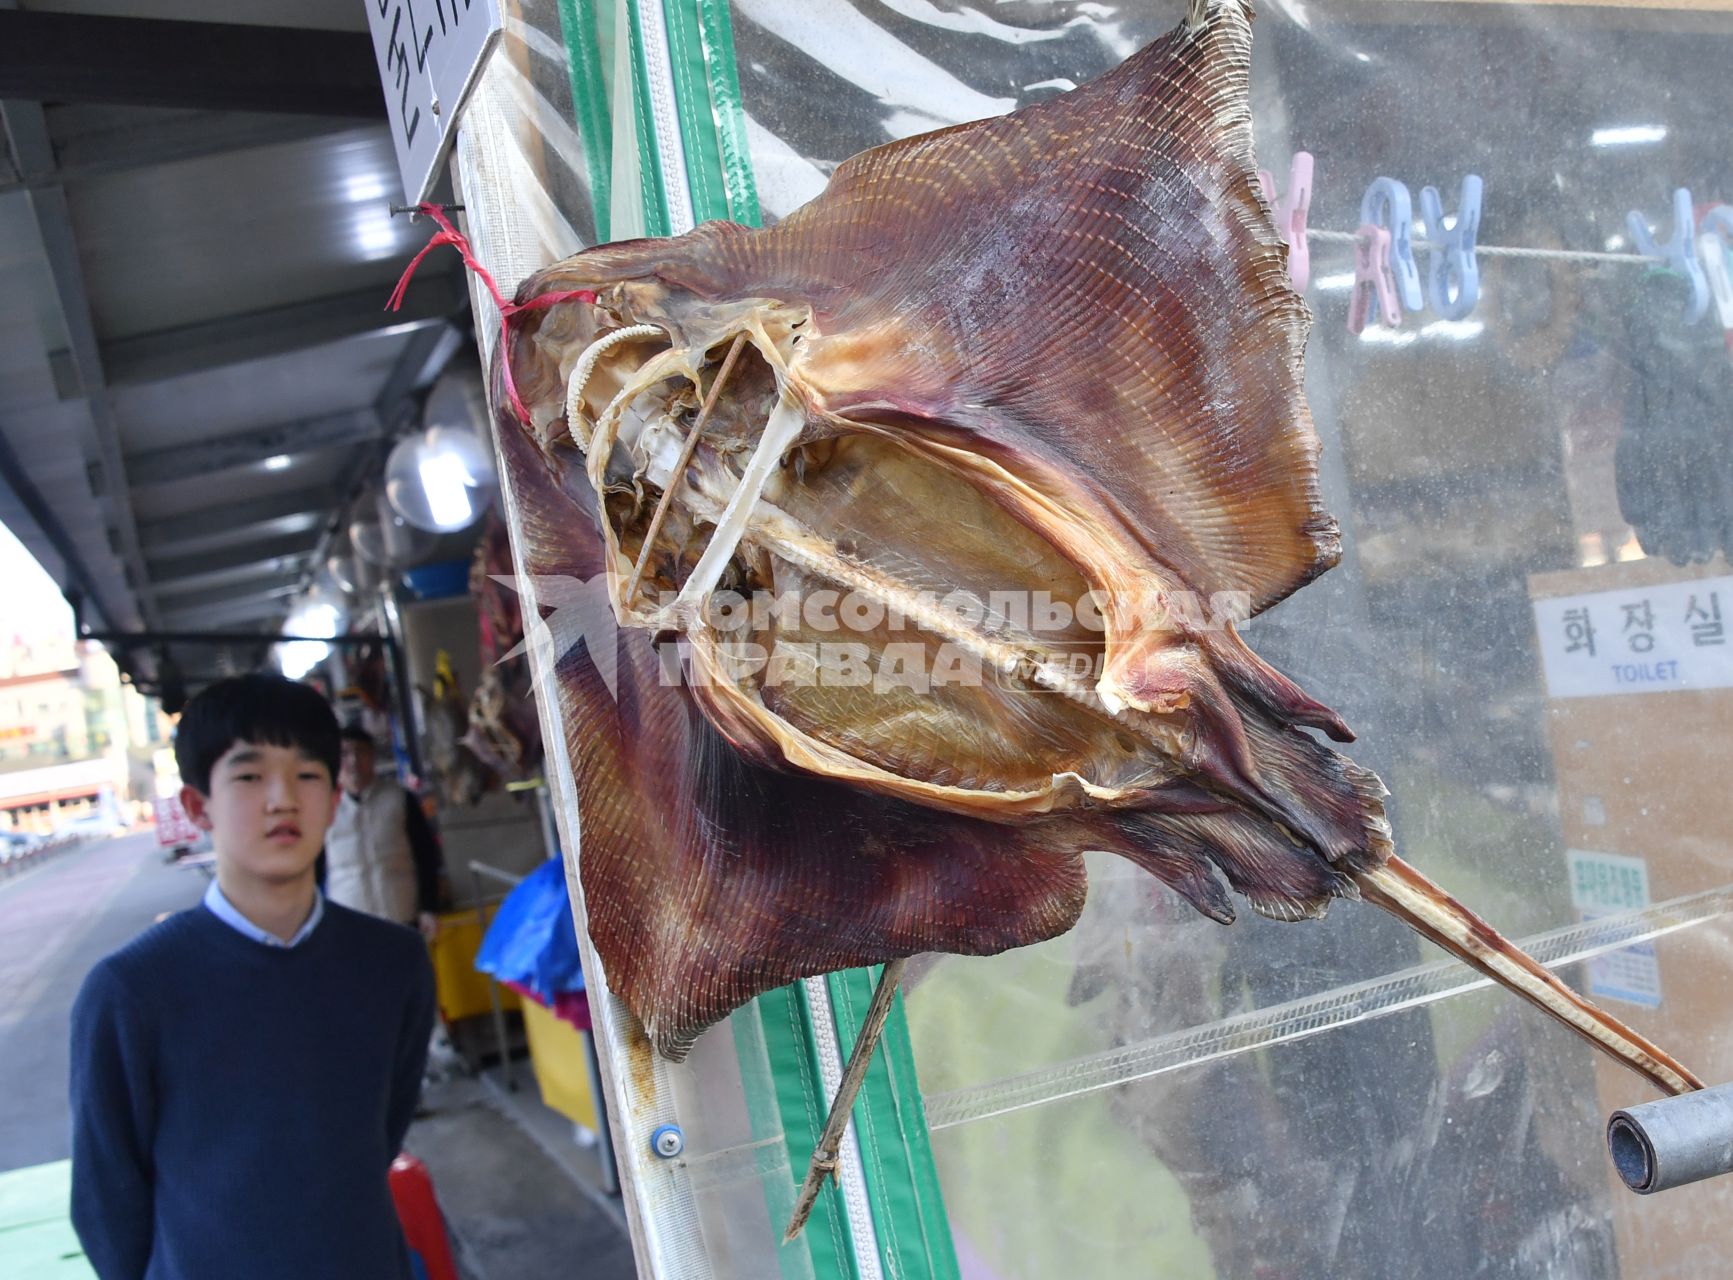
left=622, top=332, right=749, bottom=609
left=783, top=957, right=910, bottom=1244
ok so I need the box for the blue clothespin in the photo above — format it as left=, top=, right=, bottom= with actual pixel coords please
left=1626, top=188, right=1709, bottom=322
left=1419, top=175, right=1482, bottom=321
left=1359, top=177, right=1424, bottom=313
left=1700, top=205, right=1733, bottom=329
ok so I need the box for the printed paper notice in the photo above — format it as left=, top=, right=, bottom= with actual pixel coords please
left=1533, top=575, right=1733, bottom=698
left=1567, top=849, right=1661, bottom=1009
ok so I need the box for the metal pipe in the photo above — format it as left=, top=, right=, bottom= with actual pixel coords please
left=459, top=867, right=526, bottom=1094
left=468, top=860, right=526, bottom=888
left=1608, top=1082, right=1733, bottom=1193
left=377, top=589, right=423, bottom=782
left=80, top=628, right=386, bottom=645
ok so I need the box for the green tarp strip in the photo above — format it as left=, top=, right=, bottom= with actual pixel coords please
left=553, top=0, right=614, bottom=241
left=757, top=984, right=860, bottom=1279
left=829, top=969, right=961, bottom=1280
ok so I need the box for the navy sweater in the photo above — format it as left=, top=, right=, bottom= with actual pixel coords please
left=69, top=900, right=436, bottom=1280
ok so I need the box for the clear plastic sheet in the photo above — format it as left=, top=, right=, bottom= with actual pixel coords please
left=454, top=9, right=787, bottom=1279
left=455, top=1, right=1733, bottom=1274
left=724, top=1, right=1733, bottom=1275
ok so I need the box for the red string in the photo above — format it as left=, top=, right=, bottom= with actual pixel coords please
left=387, top=203, right=597, bottom=425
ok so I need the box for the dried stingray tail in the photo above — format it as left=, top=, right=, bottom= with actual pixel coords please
left=1358, top=855, right=1702, bottom=1097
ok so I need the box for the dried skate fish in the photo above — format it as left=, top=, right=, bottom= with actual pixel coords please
left=491, top=0, right=1698, bottom=1127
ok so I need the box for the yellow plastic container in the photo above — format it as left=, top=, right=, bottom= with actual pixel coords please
left=520, top=997, right=599, bottom=1131
left=428, top=909, right=520, bottom=1023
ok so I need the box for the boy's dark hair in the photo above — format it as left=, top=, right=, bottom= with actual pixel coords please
left=339, top=723, right=376, bottom=747
left=173, top=674, right=341, bottom=795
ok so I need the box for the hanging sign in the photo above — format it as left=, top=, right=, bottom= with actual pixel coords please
left=154, top=793, right=202, bottom=850
left=1532, top=575, right=1733, bottom=698
left=365, top=0, right=504, bottom=204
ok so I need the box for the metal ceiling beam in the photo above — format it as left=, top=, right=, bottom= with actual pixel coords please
left=153, top=556, right=318, bottom=600
left=2, top=94, right=159, bottom=627
left=0, top=12, right=385, bottom=118
left=63, top=273, right=468, bottom=393
left=149, top=533, right=323, bottom=589
left=160, top=586, right=299, bottom=628
left=0, top=112, right=362, bottom=196
left=155, top=568, right=305, bottom=610
left=86, top=628, right=386, bottom=646
left=379, top=322, right=467, bottom=426
left=158, top=604, right=288, bottom=632
left=138, top=487, right=337, bottom=558
left=126, top=408, right=383, bottom=487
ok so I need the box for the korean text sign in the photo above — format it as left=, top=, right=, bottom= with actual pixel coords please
left=1533, top=576, right=1733, bottom=698
left=365, top=0, right=503, bottom=203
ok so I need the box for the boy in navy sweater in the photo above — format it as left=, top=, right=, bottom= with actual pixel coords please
left=69, top=674, right=436, bottom=1279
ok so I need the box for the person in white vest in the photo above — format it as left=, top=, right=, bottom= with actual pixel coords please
left=325, top=725, right=443, bottom=935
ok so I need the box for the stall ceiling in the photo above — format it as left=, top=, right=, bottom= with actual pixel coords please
left=0, top=1, right=471, bottom=666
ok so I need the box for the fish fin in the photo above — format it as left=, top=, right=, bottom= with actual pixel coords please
left=1089, top=812, right=1239, bottom=925
left=1358, top=855, right=1702, bottom=1097
left=1122, top=808, right=1360, bottom=923
left=690, top=0, right=1338, bottom=615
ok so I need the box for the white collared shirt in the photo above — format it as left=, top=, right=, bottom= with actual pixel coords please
left=203, top=880, right=324, bottom=948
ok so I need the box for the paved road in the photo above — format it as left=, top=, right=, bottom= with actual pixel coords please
left=0, top=832, right=205, bottom=1173
left=0, top=833, right=635, bottom=1279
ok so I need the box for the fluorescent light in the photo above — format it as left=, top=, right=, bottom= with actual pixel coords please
left=345, top=173, right=389, bottom=203
left=1419, top=319, right=1484, bottom=342
left=353, top=208, right=398, bottom=259
left=278, top=602, right=340, bottom=680
left=278, top=639, right=329, bottom=679
left=263, top=454, right=292, bottom=471
left=1357, top=326, right=1418, bottom=347
left=1313, top=272, right=1355, bottom=291
left=1591, top=125, right=1667, bottom=148
left=418, top=452, right=474, bottom=530
left=1356, top=319, right=1483, bottom=347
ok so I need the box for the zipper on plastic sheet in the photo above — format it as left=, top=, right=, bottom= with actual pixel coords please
left=626, top=3, right=959, bottom=1277
left=620, top=0, right=686, bottom=237
left=828, top=970, right=959, bottom=1280
left=806, top=976, right=887, bottom=1280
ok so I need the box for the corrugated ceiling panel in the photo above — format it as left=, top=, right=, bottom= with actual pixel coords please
left=111, top=327, right=411, bottom=454
left=68, top=127, right=423, bottom=338
left=129, top=445, right=354, bottom=521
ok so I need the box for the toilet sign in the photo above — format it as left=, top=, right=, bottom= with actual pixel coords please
left=365, top=0, right=503, bottom=204
left=1532, top=575, right=1733, bottom=698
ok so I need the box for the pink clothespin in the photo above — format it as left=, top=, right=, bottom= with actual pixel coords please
left=1258, top=151, right=1313, bottom=291
left=1348, top=222, right=1399, bottom=334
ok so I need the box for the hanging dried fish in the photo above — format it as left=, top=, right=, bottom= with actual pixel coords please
left=485, top=0, right=1696, bottom=1156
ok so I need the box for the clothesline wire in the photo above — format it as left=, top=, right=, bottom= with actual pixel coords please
left=1307, top=227, right=1653, bottom=266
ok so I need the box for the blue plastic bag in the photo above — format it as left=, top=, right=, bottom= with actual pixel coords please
left=474, top=858, right=585, bottom=1003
